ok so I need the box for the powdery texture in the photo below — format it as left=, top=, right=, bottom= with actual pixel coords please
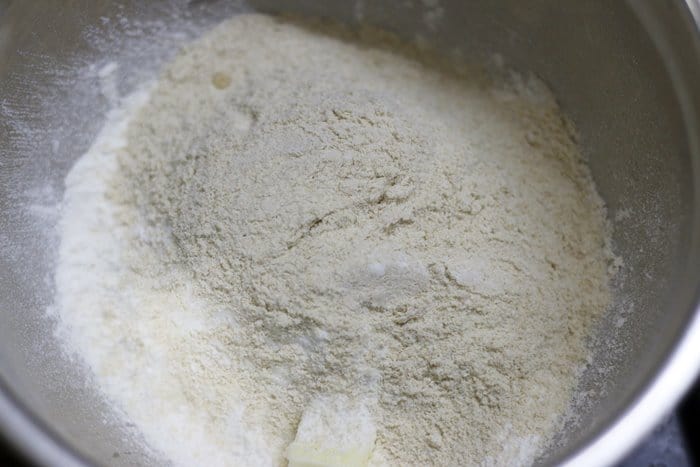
left=56, top=14, right=615, bottom=467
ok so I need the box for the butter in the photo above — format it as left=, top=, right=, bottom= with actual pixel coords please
left=286, top=395, right=376, bottom=467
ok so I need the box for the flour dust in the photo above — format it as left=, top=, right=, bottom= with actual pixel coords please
left=54, top=14, right=617, bottom=467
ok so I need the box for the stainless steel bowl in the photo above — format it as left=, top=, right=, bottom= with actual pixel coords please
left=1, top=1, right=699, bottom=465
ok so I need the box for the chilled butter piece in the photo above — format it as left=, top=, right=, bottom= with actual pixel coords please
left=286, top=395, right=376, bottom=467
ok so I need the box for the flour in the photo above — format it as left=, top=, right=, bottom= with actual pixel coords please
left=54, top=14, right=616, bottom=467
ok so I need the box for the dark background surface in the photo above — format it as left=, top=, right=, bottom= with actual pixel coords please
left=0, top=381, right=697, bottom=466
left=680, top=381, right=700, bottom=466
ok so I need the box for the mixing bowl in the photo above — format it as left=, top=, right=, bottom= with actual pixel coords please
left=1, top=0, right=699, bottom=465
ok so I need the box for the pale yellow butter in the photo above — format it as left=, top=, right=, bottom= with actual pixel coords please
left=286, top=395, right=376, bottom=467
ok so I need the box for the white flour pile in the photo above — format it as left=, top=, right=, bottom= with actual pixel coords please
left=54, top=14, right=616, bottom=467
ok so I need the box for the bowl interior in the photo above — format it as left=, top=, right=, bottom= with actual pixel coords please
left=0, top=0, right=698, bottom=465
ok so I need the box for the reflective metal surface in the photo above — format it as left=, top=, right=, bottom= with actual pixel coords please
left=0, top=1, right=698, bottom=465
